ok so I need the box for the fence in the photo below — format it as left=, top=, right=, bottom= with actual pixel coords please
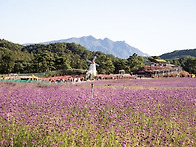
left=0, top=79, right=50, bottom=83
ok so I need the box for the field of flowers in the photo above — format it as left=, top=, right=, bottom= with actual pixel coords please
left=0, top=78, right=196, bottom=146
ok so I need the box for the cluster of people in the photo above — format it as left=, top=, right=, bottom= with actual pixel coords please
left=49, top=77, right=85, bottom=83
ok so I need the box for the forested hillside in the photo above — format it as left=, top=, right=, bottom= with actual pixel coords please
left=160, top=49, right=196, bottom=59
left=166, top=56, right=196, bottom=74
left=1, top=39, right=196, bottom=75
left=160, top=49, right=196, bottom=74
left=0, top=39, right=144, bottom=75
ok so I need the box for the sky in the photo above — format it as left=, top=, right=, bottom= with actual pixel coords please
left=1, top=0, right=196, bottom=56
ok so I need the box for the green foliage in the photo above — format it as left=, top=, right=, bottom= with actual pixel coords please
left=96, top=54, right=115, bottom=74
left=127, top=53, right=144, bottom=72
left=0, top=39, right=23, bottom=51
left=0, top=50, right=16, bottom=73
left=148, top=56, right=161, bottom=62
left=0, top=40, right=32, bottom=74
left=160, top=49, right=196, bottom=73
left=32, top=51, right=56, bottom=73
left=0, top=39, right=149, bottom=75
left=167, top=56, right=196, bottom=74
left=55, top=55, right=71, bottom=70
left=113, top=59, right=130, bottom=73
left=0, top=39, right=93, bottom=74
left=2, top=39, right=195, bottom=75
left=189, top=59, right=196, bottom=73
left=0, top=39, right=147, bottom=75
left=160, top=49, right=196, bottom=59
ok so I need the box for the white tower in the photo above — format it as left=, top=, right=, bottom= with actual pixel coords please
left=86, top=56, right=99, bottom=79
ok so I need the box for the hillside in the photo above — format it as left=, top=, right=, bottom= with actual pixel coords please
left=35, top=35, right=149, bottom=59
left=159, top=48, right=196, bottom=74
left=1, top=39, right=196, bottom=75
left=1, top=39, right=137, bottom=74
left=160, top=49, right=196, bottom=59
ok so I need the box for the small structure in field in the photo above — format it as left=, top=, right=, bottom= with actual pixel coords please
left=86, top=56, right=99, bottom=80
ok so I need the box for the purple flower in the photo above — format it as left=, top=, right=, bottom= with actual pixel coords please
left=22, top=141, right=27, bottom=145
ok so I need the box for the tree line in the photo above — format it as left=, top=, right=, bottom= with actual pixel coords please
left=0, top=39, right=195, bottom=75
left=166, top=56, right=196, bottom=74
left=160, top=49, right=196, bottom=59
left=0, top=39, right=144, bottom=75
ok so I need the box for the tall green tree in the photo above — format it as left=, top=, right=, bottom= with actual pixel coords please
left=32, top=51, right=55, bottom=73
left=70, top=54, right=83, bottom=69
left=55, top=55, right=71, bottom=70
left=14, top=61, right=24, bottom=73
left=189, top=59, right=196, bottom=74
left=114, top=59, right=130, bottom=73
left=0, top=50, right=16, bottom=74
left=127, top=53, right=144, bottom=72
left=96, top=54, right=115, bottom=74
left=148, top=56, right=161, bottom=62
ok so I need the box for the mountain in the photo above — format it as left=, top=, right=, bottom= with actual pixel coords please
left=160, top=49, right=196, bottom=59
left=35, top=36, right=149, bottom=59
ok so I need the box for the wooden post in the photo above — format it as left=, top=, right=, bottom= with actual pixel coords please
left=91, top=83, right=94, bottom=99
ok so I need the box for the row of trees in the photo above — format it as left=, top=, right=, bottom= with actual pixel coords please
left=167, top=57, right=196, bottom=74
left=0, top=39, right=144, bottom=75
left=0, top=39, right=195, bottom=75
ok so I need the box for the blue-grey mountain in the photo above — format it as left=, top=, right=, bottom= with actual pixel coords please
left=38, top=36, right=148, bottom=59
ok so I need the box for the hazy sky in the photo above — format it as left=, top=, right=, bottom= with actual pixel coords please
left=1, top=0, right=196, bottom=56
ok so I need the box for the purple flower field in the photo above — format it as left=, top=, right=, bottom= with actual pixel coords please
left=0, top=78, right=196, bottom=146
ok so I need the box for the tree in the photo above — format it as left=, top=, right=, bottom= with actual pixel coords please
left=148, top=56, right=161, bottom=62
left=32, top=51, right=55, bottom=73
left=114, top=59, right=130, bottom=73
left=14, top=61, right=24, bottom=73
left=96, top=54, right=115, bottom=74
left=55, top=55, right=71, bottom=70
left=189, top=59, right=196, bottom=74
left=0, top=50, right=16, bottom=74
left=70, top=54, right=83, bottom=69
left=127, top=53, right=144, bottom=72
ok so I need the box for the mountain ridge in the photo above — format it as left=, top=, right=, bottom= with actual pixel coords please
left=26, top=35, right=149, bottom=59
